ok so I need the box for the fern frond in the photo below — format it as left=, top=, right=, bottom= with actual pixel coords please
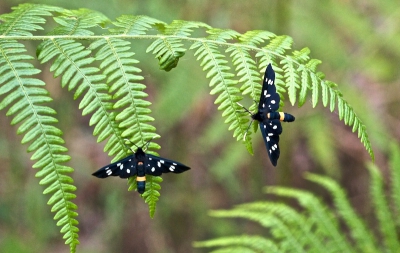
left=0, top=4, right=79, bottom=252
left=50, top=9, right=110, bottom=36
left=305, top=173, right=378, bottom=252
left=147, top=20, right=210, bottom=71
left=390, top=143, right=400, bottom=225
left=367, top=162, right=400, bottom=251
left=194, top=235, right=279, bottom=253
left=90, top=34, right=161, bottom=217
left=141, top=175, right=163, bottom=217
left=191, top=30, right=253, bottom=153
left=266, top=186, right=354, bottom=253
left=236, top=202, right=326, bottom=251
left=210, top=209, right=307, bottom=253
left=226, top=41, right=261, bottom=112
left=109, top=15, right=165, bottom=35
left=0, top=3, right=62, bottom=36
left=37, top=9, right=124, bottom=156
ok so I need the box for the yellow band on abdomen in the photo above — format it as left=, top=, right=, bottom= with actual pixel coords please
left=279, top=112, right=284, bottom=121
left=137, top=176, right=146, bottom=181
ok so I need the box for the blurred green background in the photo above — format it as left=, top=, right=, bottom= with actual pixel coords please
left=0, top=0, right=399, bottom=252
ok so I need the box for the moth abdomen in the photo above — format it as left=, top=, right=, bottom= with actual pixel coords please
left=268, top=112, right=295, bottom=122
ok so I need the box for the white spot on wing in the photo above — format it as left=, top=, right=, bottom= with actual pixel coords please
left=157, top=162, right=161, bottom=167
left=120, top=164, right=123, bottom=169
left=273, top=125, right=277, bottom=129
left=266, top=94, right=271, bottom=98
left=117, top=163, right=121, bottom=167
left=149, top=158, right=152, bottom=160
left=173, top=163, right=177, bottom=165
left=271, top=100, right=276, bottom=104
left=127, top=169, right=130, bottom=173
left=267, top=137, right=270, bottom=142
left=268, top=133, right=273, bottom=136
left=272, top=145, right=276, bottom=151
left=169, top=165, right=175, bottom=171
left=264, top=90, right=267, bottom=96
left=160, top=160, right=165, bottom=164
left=151, top=167, right=155, bottom=172
left=274, top=144, right=277, bottom=149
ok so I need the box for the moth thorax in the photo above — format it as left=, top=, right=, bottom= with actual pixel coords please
left=138, top=162, right=143, bottom=165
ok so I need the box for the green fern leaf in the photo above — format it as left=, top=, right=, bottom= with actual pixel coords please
left=110, top=15, right=165, bottom=35
left=147, top=20, right=210, bottom=71
left=141, top=175, right=163, bottom=218
left=390, top=143, right=400, bottom=225
left=236, top=201, right=326, bottom=251
left=297, top=67, right=309, bottom=107
left=266, top=186, right=354, bottom=253
left=210, top=209, right=307, bottom=253
left=191, top=30, right=252, bottom=153
left=305, top=173, right=379, bottom=253
left=0, top=4, right=80, bottom=252
left=90, top=34, right=161, bottom=215
left=281, top=56, right=300, bottom=105
left=367, top=162, right=400, bottom=251
left=194, top=235, right=279, bottom=253
left=0, top=3, right=62, bottom=36
left=239, top=30, right=276, bottom=46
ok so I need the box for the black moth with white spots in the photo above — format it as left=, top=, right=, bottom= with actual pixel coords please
left=245, top=64, right=295, bottom=166
left=92, top=144, right=190, bottom=194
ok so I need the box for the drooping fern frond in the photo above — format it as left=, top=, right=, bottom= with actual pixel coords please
left=90, top=15, right=164, bottom=216
left=0, top=4, right=79, bottom=252
left=191, top=29, right=254, bottom=153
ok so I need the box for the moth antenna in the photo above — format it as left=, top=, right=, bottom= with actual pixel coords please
left=236, top=102, right=253, bottom=115
left=124, top=139, right=139, bottom=153
left=143, top=136, right=157, bottom=152
left=243, top=119, right=254, bottom=141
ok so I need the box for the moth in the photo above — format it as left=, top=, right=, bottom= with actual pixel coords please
left=92, top=139, right=190, bottom=194
left=239, top=64, right=295, bottom=166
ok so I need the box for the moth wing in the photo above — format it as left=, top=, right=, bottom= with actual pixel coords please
left=92, top=155, right=137, bottom=179
left=260, top=119, right=282, bottom=166
left=145, top=154, right=190, bottom=176
left=258, top=64, right=279, bottom=112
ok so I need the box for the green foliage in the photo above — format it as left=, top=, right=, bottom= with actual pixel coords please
left=0, top=4, right=79, bottom=252
left=196, top=144, right=400, bottom=252
left=0, top=3, right=376, bottom=252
